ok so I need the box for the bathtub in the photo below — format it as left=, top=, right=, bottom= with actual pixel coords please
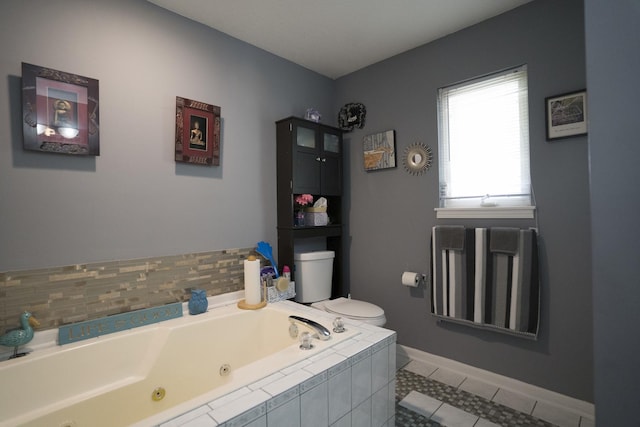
left=0, top=293, right=396, bottom=427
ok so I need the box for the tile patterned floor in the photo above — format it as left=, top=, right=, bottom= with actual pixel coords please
left=395, top=360, right=594, bottom=427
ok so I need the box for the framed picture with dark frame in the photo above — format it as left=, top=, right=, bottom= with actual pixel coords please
left=175, top=96, right=221, bottom=166
left=21, top=63, right=100, bottom=155
left=363, top=130, right=396, bottom=171
left=545, top=89, right=587, bottom=141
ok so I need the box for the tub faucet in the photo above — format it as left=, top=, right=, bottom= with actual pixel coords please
left=288, top=315, right=331, bottom=341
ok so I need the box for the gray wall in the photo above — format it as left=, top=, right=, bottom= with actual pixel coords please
left=1, top=0, right=607, bottom=410
left=585, top=0, right=640, bottom=424
left=335, top=0, right=593, bottom=402
left=0, top=0, right=335, bottom=271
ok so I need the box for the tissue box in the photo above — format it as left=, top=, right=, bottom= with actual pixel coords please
left=266, top=281, right=296, bottom=302
left=304, top=212, right=328, bottom=226
left=305, top=206, right=326, bottom=213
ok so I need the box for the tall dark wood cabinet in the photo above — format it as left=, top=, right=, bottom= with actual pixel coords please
left=276, top=116, right=344, bottom=298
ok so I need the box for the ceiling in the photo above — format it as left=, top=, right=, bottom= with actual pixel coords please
left=147, top=0, right=532, bottom=79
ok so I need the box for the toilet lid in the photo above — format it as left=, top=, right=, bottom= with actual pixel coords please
left=324, top=298, right=384, bottom=319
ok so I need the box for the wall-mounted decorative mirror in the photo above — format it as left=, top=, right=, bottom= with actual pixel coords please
left=402, top=142, right=432, bottom=175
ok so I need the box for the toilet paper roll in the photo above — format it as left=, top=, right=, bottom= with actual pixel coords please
left=402, top=271, right=420, bottom=287
left=244, top=257, right=262, bottom=305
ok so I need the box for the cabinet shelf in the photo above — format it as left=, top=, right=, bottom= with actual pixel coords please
left=277, top=224, right=342, bottom=238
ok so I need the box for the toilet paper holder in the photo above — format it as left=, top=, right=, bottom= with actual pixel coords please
left=402, top=271, right=426, bottom=287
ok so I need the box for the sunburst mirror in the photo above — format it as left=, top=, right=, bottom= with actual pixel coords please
left=402, top=142, right=432, bottom=175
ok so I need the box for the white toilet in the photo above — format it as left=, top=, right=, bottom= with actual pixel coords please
left=294, top=251, right=387, bottom=327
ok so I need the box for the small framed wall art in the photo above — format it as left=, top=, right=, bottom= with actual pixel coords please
left=175, top=96, right=221, bottom=166
left=21, top=63, right=100, bottom=155
left=363, top=130, right=396, bottom=171
left=545, top=89, right=587, bottom=140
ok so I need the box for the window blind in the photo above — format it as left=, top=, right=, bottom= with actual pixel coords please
left=438, top=65, right=531, bottom=208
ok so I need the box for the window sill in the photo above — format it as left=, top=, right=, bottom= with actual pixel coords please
left=435, top=206, right=535, bottom=219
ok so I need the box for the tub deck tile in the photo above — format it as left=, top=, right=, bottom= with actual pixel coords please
left=180, top=414, right=219, bottom=427
left=248, top=372, right=286, bottom=391
left=308, top=348, right=337, bottom=362
left=303, top=352, right=347, bottom=375
left=207, top=387, right=252, bottom=410
left=209, top=389, right=269, bottom=425
left=361, top=330, right=396, bottom=347
left=160, top=405, right=213, bottom=427
left=335, top=340, right=373, bottom=359
left=262, top=369, right=312, bottom=396
left=280, top=358, right=312, bottom=375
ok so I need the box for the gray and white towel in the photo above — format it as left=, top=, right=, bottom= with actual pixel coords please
left=431, top=226, right=539, bottom=337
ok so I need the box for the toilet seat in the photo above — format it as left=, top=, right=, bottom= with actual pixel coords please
left=320, top=297, right=386, bottom=326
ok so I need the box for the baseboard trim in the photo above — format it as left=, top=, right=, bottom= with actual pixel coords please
left=397, top=344, right=595, bottom=419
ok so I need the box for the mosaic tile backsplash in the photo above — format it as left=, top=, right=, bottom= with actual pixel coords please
left=0, top=247, right=258, bottom=333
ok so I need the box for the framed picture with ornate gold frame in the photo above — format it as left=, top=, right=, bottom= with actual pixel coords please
left=21, top=63, right=100, bottom=155
left=175, top=96, right=221, bottom=166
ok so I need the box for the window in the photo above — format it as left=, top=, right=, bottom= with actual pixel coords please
left=437, top=65, right=533, bottom=218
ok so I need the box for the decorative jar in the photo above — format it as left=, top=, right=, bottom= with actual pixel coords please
left=188, top=289, right=208, bottom=315
left=294, top=194, right=313, bottom=227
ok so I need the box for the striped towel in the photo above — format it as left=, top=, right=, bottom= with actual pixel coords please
left=431, top=226, right=539, bottom=337
left=431, top=226, right=474, bottom=319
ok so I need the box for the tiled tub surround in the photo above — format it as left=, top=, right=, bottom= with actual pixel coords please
left=0, top=296, right=396, bottom=427
left=158, top=302, right=396, bottom=427
left=0, top=248, right=255, bottom=335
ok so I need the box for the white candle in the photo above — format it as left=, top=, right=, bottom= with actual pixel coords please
left=244, top=256, right=261, bottom=305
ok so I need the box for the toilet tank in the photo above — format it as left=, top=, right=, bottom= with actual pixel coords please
left=294, top=251, right=334, bottom=303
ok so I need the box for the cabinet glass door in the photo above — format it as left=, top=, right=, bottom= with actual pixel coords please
left=321, top=129, right=342, bottom=196
left=293, top=124, right=321, bottom=194
left=323, top=133, right=340, bottom=153
left=296, top=126, right=316, bottom=149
